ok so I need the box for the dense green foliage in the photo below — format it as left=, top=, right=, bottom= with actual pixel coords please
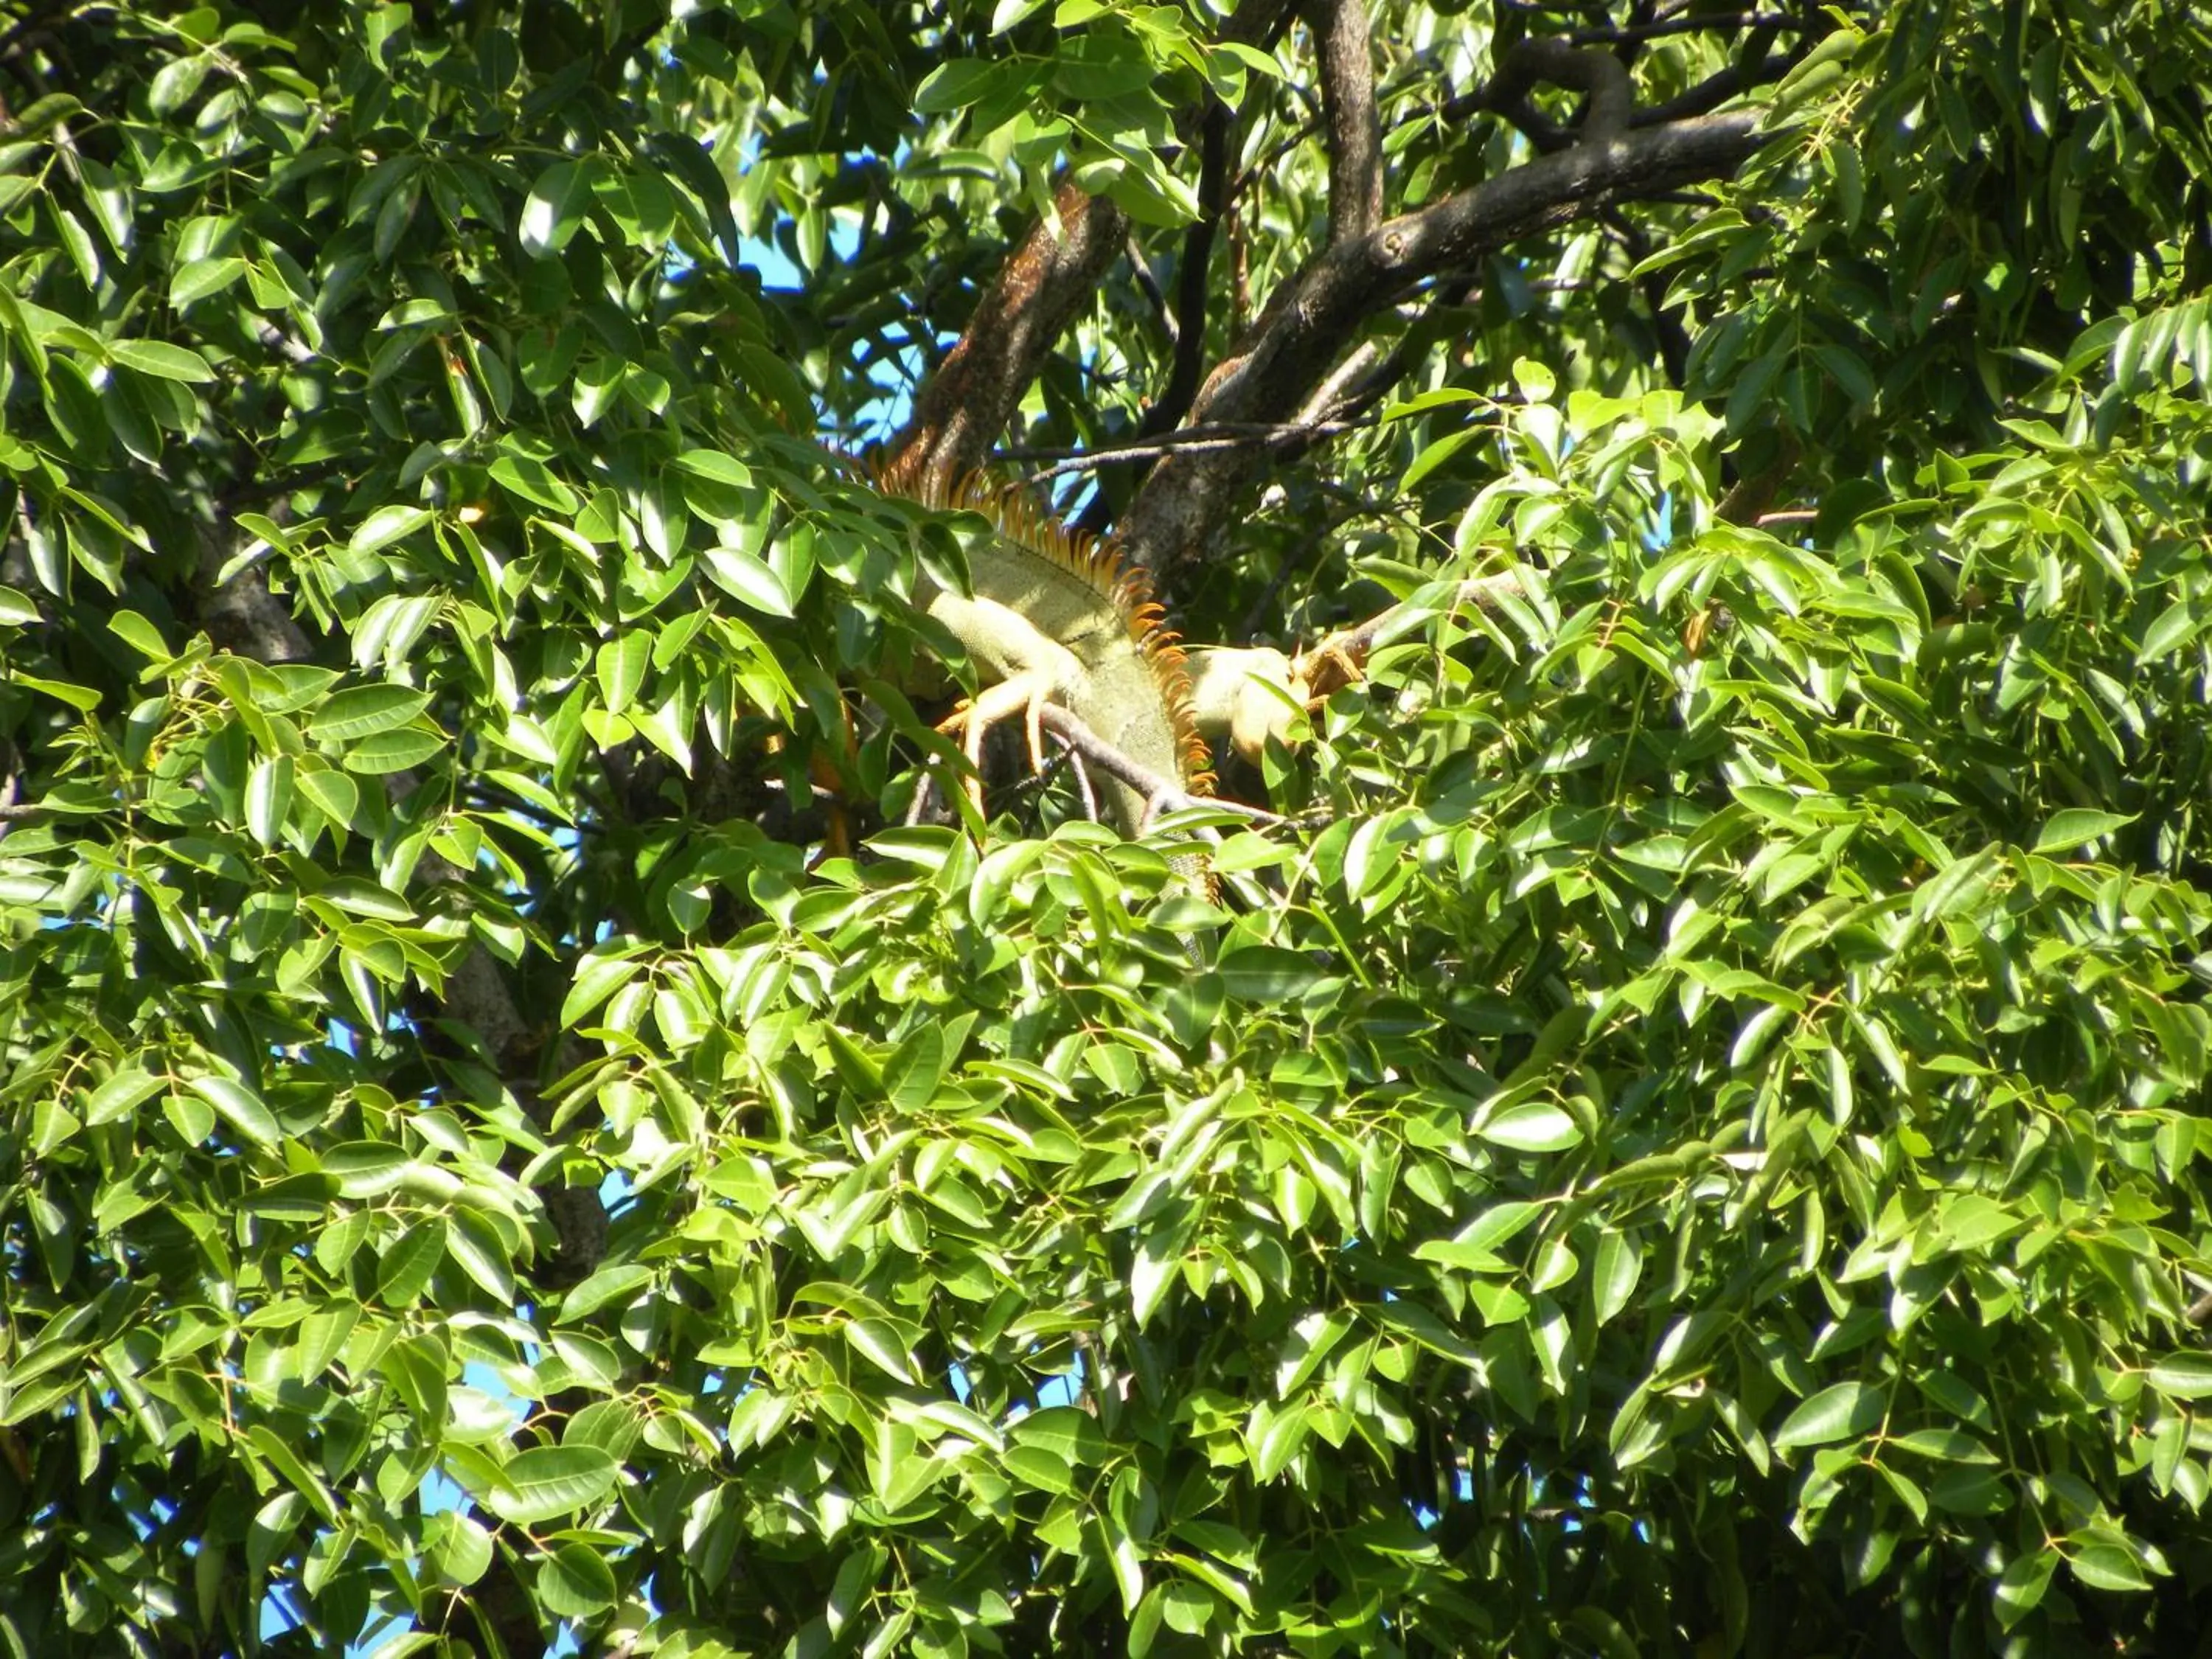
left=2, top=2, right=2211, bottom=1656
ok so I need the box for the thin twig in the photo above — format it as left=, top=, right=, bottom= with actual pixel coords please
left=1126, top=234, right=1176, bottom=347
left=1573, top=10, right=1790, bottom=45
left=1010, top=417, right=1366, bottom=484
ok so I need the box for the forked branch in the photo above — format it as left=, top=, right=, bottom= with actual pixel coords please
left=1116, top=40, right=1762, bottom=572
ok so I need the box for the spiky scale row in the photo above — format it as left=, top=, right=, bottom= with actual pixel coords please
left=877, top=464, right=1215, bottom=796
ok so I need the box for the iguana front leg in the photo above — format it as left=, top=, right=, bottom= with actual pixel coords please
left=1186, top=644, right=1302, bottom=762
left=936, top=671, right=1056, bottom=812
left=1186, top=569, right=1542, bottom=762
left=922, top=587, right=1088, bottom=814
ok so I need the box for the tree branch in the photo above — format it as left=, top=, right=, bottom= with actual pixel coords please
left=1485, top=35, right=1635, bottom=145
left=896, top=0, right=1299, bottom=515
left=1311, top=0, right=1383, bottom=245
left=1631, top=29, right=1791, bottom=126
left=1125, top=233, right=1176, bottom=347
left=1572, top=10, right=1791, bottom=46
left=884, top=180, right=1130, bottom=495
left=1009, top=417, right=1365, bottom=484
left=1036, top=705, right=1300, bottom=826
left=1119, top=41, right=1762, bottom=573
left=195, top=535, right=312, bottom=665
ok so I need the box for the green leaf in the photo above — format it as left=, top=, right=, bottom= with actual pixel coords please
left=1590, top=1228, right=1642, bottom=1326
left=434, top=1515, right=493, bottom=1586
left=538, top=1541, right=618, bottom=1617
left=487, top=1445, right=619, bottom=1525
left=672, top=448, right=754, bottom=488
left=106, top=608, right=169, bottom=659
left=323, top=1142, right=411, bottom=1197
left=1012, top=1405, right=1107, bottom=1466
left=1217, top=945, right=1324, bottom=1001
left=1475, top=1102, right=1583, bottom=1152
left=1888, top=1427, right=1997, bottom=1463
left=109, top=339, right=215, bottom=383
left=313, top=684, right=433, bottom=742
left=447, top=1208, right=515, bottom=1302
left=557, top=1264, right=653, bottom=1324
left=2135, top=595, right=2202, bottom=664
left=170, top=255, right=248, bottom=308
left=349, top=504, right=432, bottom=556
left=490, top=451, right=580, bottom=515
left=846, top=1318, right=919, bottom=1383
left=148, top=52, right=210, bottom=115
left=187, top=1075, right=279, bottom=1149
left=1994, top=1548, right=2057, bottom=1630
left=520, top=159, right=597, bottom=258
left=343, top=727, right=445, bottom=773
left=296, top=766, right=361, bottom=827
left=2068, top=1545, right=2152, bottom=1593
left=914, top=59, right=1003, bottom=114
left=11, top=673, right=101, bottom=712
left=246, top=754, right=293, bottom=846
left=596, top=633, right=649, bottom=716
left=2146, top=1352, right=2212, bottom=1400
left=1773, top=1380, right=1882, bottom=1450
left=1422, top=1200, right=1540, bottom=1270
left=82, top=1068, right=164, bottom=1127
left=378, top=1220, right=447, bottom=1305
left=563, top=953, right=641, bottom=1028
left=699, top=543, right=793, bottom=616
left=883, top=1023, right=947, bottom=1113
left=2033, top=809, right=2135, bottom=855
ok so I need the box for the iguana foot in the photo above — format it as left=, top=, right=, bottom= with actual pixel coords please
left=1293, top=638, right=1366, bottom=706
left=937, top=671, right=1057, bottom=814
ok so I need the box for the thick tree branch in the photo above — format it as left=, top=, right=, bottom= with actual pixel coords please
left=1120, top=42, right=1761, bottom=573
left=1311, top=0, right=1383, bottom=244
left=1074, top=102, right=1236, bottom=536
left=885, top=181, right=1129, bottom=494
left=898, top=0, right=1297, bottom=510
left=195, top=538, right=311, bottom=665
left=1486, top=35, right=1635, bottom=145
left=1161, top=102, right=1232, bottom=416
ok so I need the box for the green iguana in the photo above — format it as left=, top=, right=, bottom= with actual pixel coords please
left=876, top=464, right=1534, bottom=835
left=881, top=467, right=1288, bottom=835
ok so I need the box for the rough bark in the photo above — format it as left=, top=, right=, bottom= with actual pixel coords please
left=886, top=181, right=1130, bottom=494
left=1311, top=0, right=1384, bottom=245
